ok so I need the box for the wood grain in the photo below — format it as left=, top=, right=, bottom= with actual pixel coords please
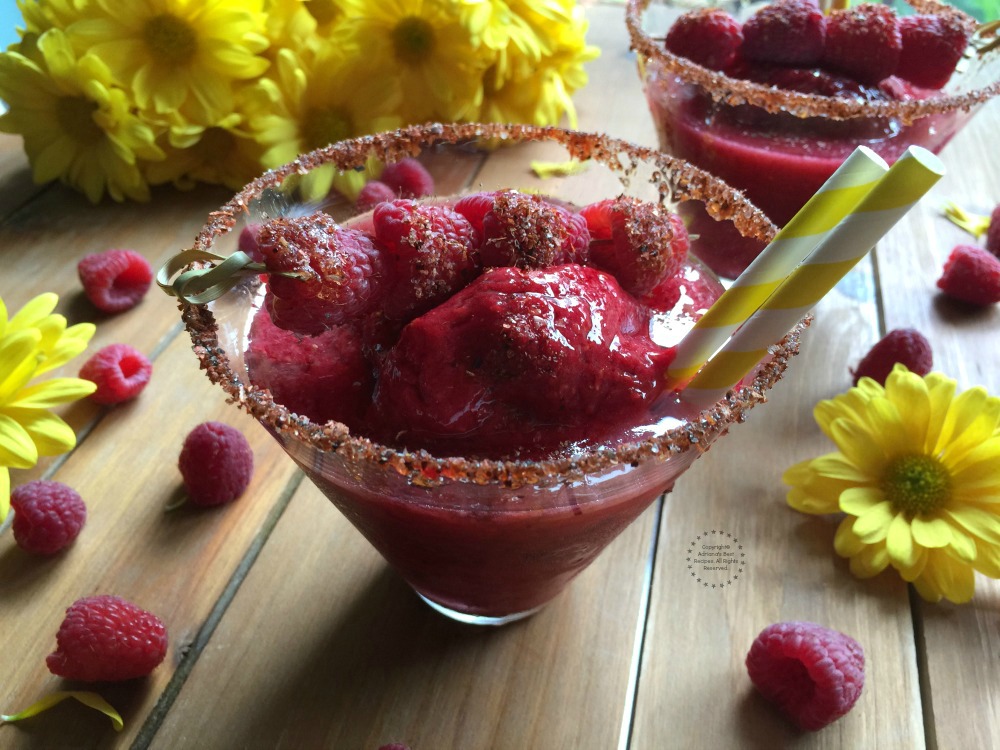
left=877, top=98, right=1000, bottom=750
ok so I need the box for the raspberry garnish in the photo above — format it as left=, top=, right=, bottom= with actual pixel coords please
left=372, top=199, right=479, bottom=320
left=896, top=13, right=971, bottom=90
left=664, top=8, right=744, bottom=71
left=936, top=244, right=1000, bottom=306
left=479, top=190, right=590, bottom=269
left=453, top=191, right=497, bottom=244
left=356, top=180, right=397, bottom=213
left=178, top=421, right=255, bottom=507
left=822, top=3, right=902, bottom=86
left=10, top=480, right=86, bottom=555
left=238, top=223, right=263, bottom=262
left=77, top=249, right=153, bottom=313
left=257, top=212, right=386, bottom=336
left=79, top=343, right=153, bottom=404
left=741, top=0, right=826, bottom=67
left=580, top=196, right=689, bottom=296
left=850, top=328, right=933, bottom=386
left=372, top=264, right=671, bottom=457
left=46, top=595, right=168, bottom=682
left=379, top=157, right=435, bottom=199
left=245, top=307, right=373, bottom=426
left=746, top=621, right=865, bottom=731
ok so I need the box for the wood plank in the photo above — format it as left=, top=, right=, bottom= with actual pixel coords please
left=0, top=331, right=302, bottom=749
left=876, top=99, right=1000, bottom=750
left=631, top=259, right=927, bottom=746
left=145, top=479, right=657, bottom=750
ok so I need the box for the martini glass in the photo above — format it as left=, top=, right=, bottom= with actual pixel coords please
left=626, top=0, right=1000, bottom=278
left=170, top=122, right=803, bottom=626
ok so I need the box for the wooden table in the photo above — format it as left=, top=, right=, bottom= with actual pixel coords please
left=2, top=4, right=998, bottom=748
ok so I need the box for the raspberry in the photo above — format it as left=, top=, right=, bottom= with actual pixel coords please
left=479, top=190, right=591, bottom=269
left=453, top=191, right=499, bottom=249
left=245, top=307, right=373, bottom=426
left=988, top=205, right=1000, bottom=258
left=379, top=157, right=434, bottom=199
left=664, top=8, right=744, bottom=71
left=178, top=421, right=254, bottom=507
left=77, top=249, right=153, bottom=313
left=257, top=212, right=385, bottom=336
left=372, top=264, right=671, bottom=457
left=896, top=14, right=971, bottom=90
left=746, top=621, right=865, bottom=731
left=823, top=3, right=902, bottom=86
left=580, top=196, right=689, bottom=296
left=741, top=0, right=826, bottom=67
left=850, top=328, right=933, bottom=386
left=10, top=480, right=86, bottom=555
left=46, top=595, right=168, bottom=682
left=735, top=64, right=882, bottom=102
left=372, top=199, right=479, bottom=321
left=356, top=179, right=397, bottom=213
left=238, top=223, right=263, bottom=262
left=936, top=244, right=1000, bottom=306
left=79, top=343, right=152, bottom=404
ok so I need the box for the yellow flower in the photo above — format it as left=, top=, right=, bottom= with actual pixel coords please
left=784, top=364, right=1000, bottom=604
left=0, top=293, right=96, bottom=521
left=0, top=29, right=164, bottom=203
left=246, top=46, right=401, bottom=201
left=64, top=0, right=270, bottom=125
left=142, top=106, right=266, bottom=192
left=346, top=0, right=489, bottom=123
left=262, top=0, right=355, bottom=53
left=471, top=0, right=599, bottom=127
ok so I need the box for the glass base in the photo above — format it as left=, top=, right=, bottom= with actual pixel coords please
left=417, top=593, right=544, bottom=626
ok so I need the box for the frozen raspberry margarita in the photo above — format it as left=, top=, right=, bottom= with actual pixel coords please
left=176, top=124, right=802, bottom=624
left=627, top=0, right=1000, bottom=278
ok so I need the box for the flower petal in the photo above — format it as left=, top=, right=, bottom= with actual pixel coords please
left=849, top=542, right=889, bottom=578
left=809, top=452, right=872, bottom=483
left=914, top=549, right=975, bottom=604
left=852, top=501, right=895, bottom=543
left=886, top=512, right=920, bottom=569
left=0, top=413, right=39, bottom=468
left=0, top=466, right=9, bottom=521
left=783, top=456, right=851, bottom=515
left=828, top=417, right=890, bottom=477
left=834, top=516, right=865, bottom=557
left=971, top=541, right=1000, bottom=578
left=910, top=516, right=952, bottom=549
left=3, top=407, right=77, bottom=456
left=886, top=367, right=931, bottom=445
left=839, top=486, right=884, bottom=516
left=8, top=377, right=97, bottom=408
left=943, top=505, right=1000, bottom=546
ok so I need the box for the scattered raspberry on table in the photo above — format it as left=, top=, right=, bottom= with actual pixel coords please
left=46, top=595, right=168, bottom=682
left=851, top=328, right=933, bottom=386
left=77, top=249, right=153, bottom=313
left=9, top=480, right=86, bottom=555
left=746, top=621, right=865, bottom=731
left=178, top=421, right=255, bottom=506
left=79, top=343, right=152, bottom=404
left=937, top=244, right=1000, bottom=306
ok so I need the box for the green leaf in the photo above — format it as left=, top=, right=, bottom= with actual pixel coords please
left=1, top=691, right=123, bottom=732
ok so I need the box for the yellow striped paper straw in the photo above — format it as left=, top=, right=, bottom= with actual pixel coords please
left=682, top=145, right=945, bottom=406
left=665, top=146, right=889, bottom=389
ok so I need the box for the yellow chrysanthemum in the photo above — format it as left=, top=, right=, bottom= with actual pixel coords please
left=0, top=29, right=164, bottom=203
left=471, top=0, right=598, bottom=127
left=142, top=103, right=266, bottom=192
left=246, top=45, right=401, bottom=201
left=346, top=0, right=489, bottom=123
left=784, top=364, right=1000, bottom=604
left=63, top=0, right=270, bottom=125
left=0, top=293, right=96, bottom=521
left=262, top=0, right=355, bottom=54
